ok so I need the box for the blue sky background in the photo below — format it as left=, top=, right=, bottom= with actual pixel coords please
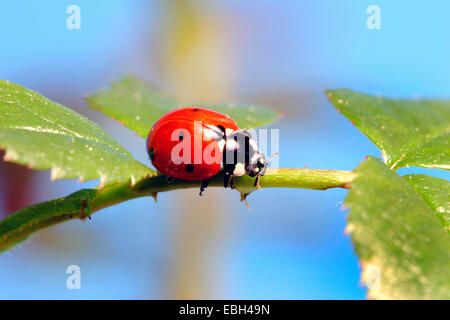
left=0, top=0, right=448, bottom=299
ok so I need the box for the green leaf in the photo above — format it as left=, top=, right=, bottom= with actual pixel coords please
left=193, top=102, right=281, bottom=130
left=405, top=174, right=450, bottom=232
left=87, top=75, right=280, bottom=137
left=87, top=76, right=178, bottom=138
left=326, top=89, right=450, bottom=170
left=346, top=157, right=450, bottom=299
left=0, top=80, right=153, bottom=185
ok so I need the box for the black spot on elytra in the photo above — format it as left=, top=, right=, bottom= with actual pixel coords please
left=193, top=108, right=199, bottom=112
left=186, top=164, right=194, bottom=172
left=149, top=148, right=155, bottom=161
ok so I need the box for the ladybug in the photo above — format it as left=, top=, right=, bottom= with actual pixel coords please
left=146, top=107, right=268, bottom=195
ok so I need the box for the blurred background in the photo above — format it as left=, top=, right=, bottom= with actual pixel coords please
left=0, top=0, right=449, bottom=299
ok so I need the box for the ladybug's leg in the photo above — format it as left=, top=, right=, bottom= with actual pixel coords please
left=199, top=178, right=211, bottom=196
left=224, top=171, right=229, bottom=188
left=254, top=175, right=262, bottom=190
left=224, top=172, right=233, bottom=188
left=229, top=176, right=236, bottom=188
left=165, top=176, right=175, bottom=184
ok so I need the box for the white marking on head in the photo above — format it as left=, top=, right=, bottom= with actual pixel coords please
left=233, top=163, right=245, bottom=176
left=250, top=153, right=260, bottom=164
left=226, top=139, right=239, bottom=150
left=249, top=138, right=259, bottom=151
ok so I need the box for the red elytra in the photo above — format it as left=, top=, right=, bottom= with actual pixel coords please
left=146, top=107, right=239, bottom=180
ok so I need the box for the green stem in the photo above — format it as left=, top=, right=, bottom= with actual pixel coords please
left=0, top=168, right=356, bottom=252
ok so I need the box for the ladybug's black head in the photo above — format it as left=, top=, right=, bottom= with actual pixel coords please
left=245, top=152, right=267, bottom=177
left=223, top=130, right=268, bottom=188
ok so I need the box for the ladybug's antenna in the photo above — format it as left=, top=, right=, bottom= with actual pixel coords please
left=265, top=152, right=279, bottom=166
